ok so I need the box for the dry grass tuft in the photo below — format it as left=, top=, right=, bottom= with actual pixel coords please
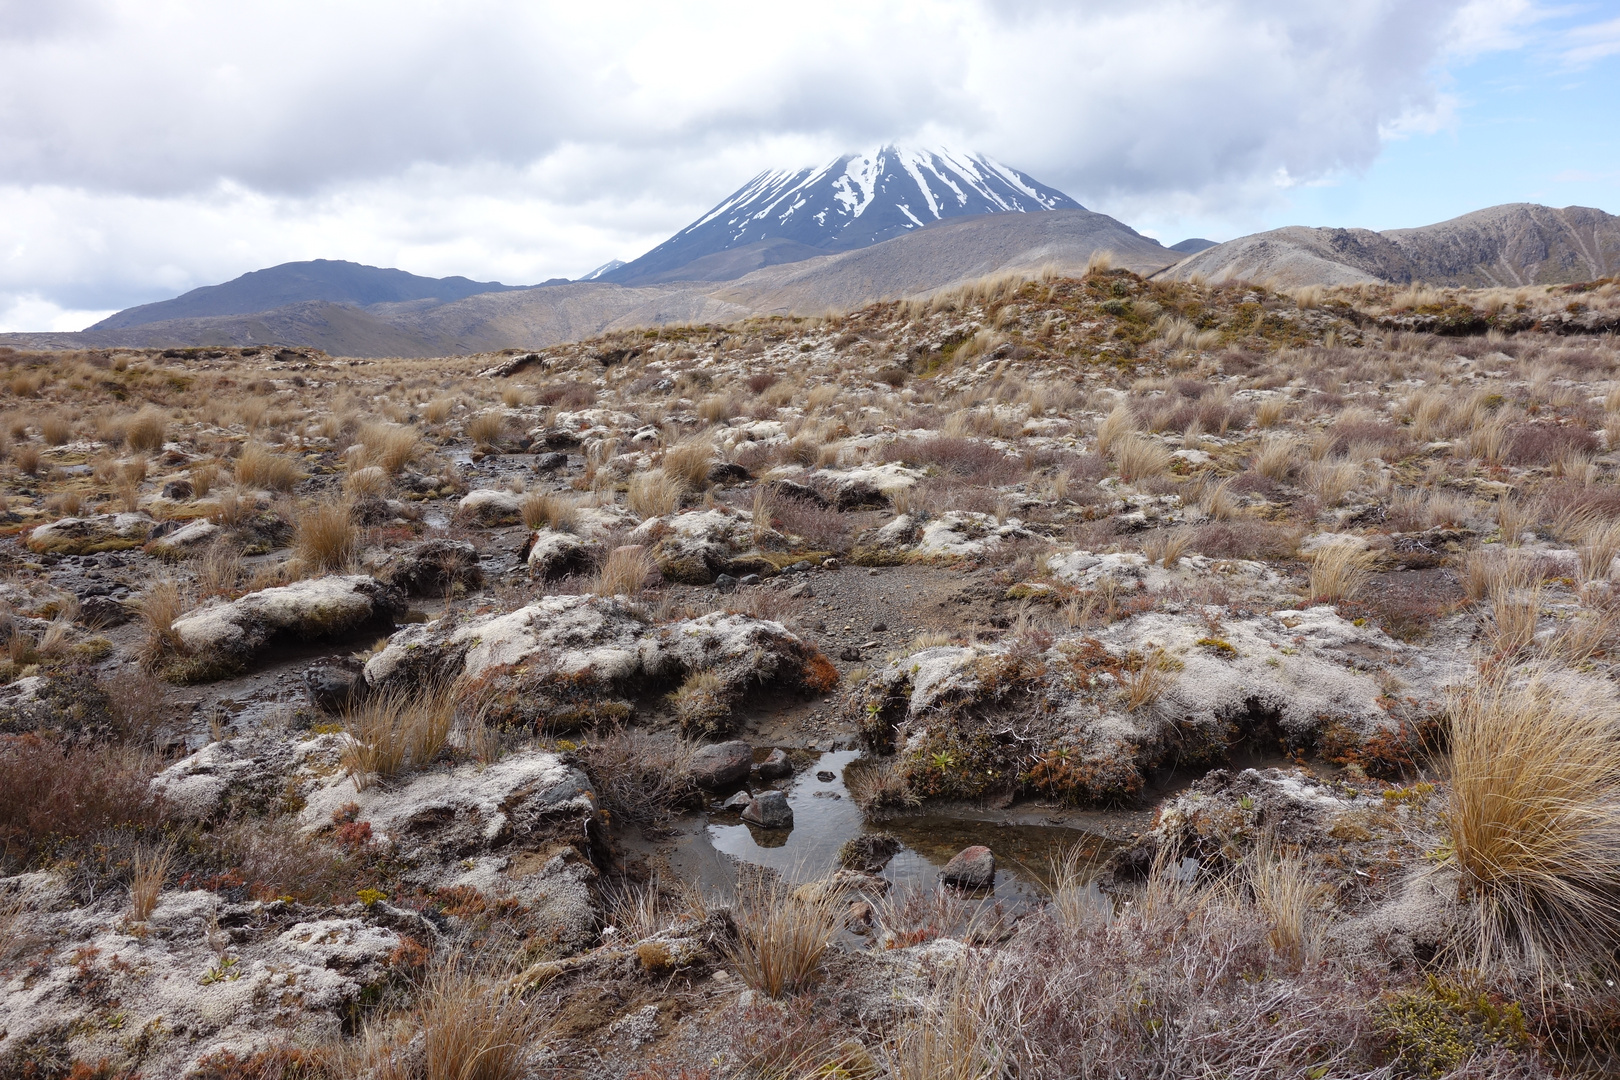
left=1443, top=674, right=1620, bottom=970
left=40, top=413, right=71, bottom=445
left=340, top=682, right=459, bottom=790
left=424, top=397, right=456, bottom=424
left=1308, top=542, right=1375, bottom=602
left=726, top=876, right=838, bottom=998
left=235, top=443, right=304, bottom=492
left=1094, top=402, right=1134, bottom=456
left=135, top=578, right=191, bottom=672
left=1253, top=433, right=1295, bottom=480
left=1120, top=648, right=1176, bottom=712
left=661, top=439, right=715, bottom=490
left=420, top=961, right=547, bottom=1080
left=520, top=491, right=577, bottom=532
left=355, top=421, right=422, bottom=474
left=626, top=470, right=684, bottom=518
left=1246, top=843, right=1324, bottom=966
left=1112, top=434, right=1170, bottom=481
left=293, top=500, right=358, bottom=574
left=125, top=408, right=167, bottom=452
left=591, top=545, right=655, bottom=597
left=130, top=843, right=173, bottom=923
left=467, top=410, right=505, bottom=449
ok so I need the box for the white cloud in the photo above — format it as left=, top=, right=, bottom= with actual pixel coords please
left=1562, top=15, right=1620, bottom=66
left=0, top=293, right=114, bottom=334
left=0, top=0, right=1575, bottom=324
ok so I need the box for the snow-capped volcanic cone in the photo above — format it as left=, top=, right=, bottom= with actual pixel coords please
left=603, top=145, right=1082, bottom=284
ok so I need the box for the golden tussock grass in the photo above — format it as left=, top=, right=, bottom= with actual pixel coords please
left=292, top=501, right=358, bottom=574
left=1308, top=542, right=1375, bottom=603
left=39, top=413, right=71, bottom=445
left=520, top=491, right=577, bottom=532
left=340, top=682, right=459, bottom=790
left=234, top=443, right=304, bottom=492
left=135, top=579, right=191, bottom=672
left=466, top=410, right=505, bottom=448
left=125, top=408, right=167, bottom=452
left=725, top=876, right=838, bottom=998
left=424, top=396, right=456, bottom=424
left=1245, top=842, right=1325, bottom=967
left=129, top=843, right=173, bottom=923
left=1094, top=401, right=1135, bottom=456
left=626, top=470, right=683, bottom=518
left=1112, top=434, right=1169, bottom=481
left=12, top=443, right=39, bottom=474
left=1120, top=648, right=1176, bottom=712
left=660, top=439, right=714, bottom=490
left=591, top=544, right=655, bottom=597
left=1253, top=433, right=1295, bottom=480
left=1443, top=674, right=1620, bottom=970
left=355, top=421, right=422, bottom=474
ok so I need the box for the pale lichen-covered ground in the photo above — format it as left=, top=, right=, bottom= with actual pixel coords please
left=2, top=268, right=1620, bottom=1077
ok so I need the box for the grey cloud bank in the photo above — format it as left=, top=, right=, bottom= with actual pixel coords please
left=0, top=0, right=1544, bottom=329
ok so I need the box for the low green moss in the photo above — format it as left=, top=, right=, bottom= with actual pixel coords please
left=1376, top=975, right=1527, bottom=1078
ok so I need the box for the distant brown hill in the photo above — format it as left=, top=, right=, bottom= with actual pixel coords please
left=1156, top=204, right=1620, bottom=289
left=1, top=209, right=1175, bottom=358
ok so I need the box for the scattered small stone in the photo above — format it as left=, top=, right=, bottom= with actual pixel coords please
left=160, top=479, right=194, bottom=500
left=533, top=451, right=569, bottom=471
left=867, top=568, right=879, bottom=576
left=815, top=770, right=835, bottom=782
left=838, top=646, right=864, bottom=661
left=713, top=573, right=738, bottom=592
left=848, top=900, right=873, bottom=929
left=941, top=845, right=996, bottom=890
left=690, top=740, right=754, bottom=788
left=741, top=789, right=793, bottom=829
left=738, top=573, right=761, bottom=587
left=872, top=621, right=887, bottom=632
left=786, top=581, right=813, bottom=598
left=718, top=790, right=753, bottom=811
left=78, top=595, right=131, bottom=629
left=822, top=558, right=840, bottom=570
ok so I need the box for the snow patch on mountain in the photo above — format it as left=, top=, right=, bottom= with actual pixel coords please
left=603, top=145, right=1081, bottom=285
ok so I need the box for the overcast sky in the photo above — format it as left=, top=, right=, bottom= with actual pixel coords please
left=2, top=0, right=1618, bottom=331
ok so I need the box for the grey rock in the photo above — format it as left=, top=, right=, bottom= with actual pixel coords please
left=719, top=790, right=753, bottom=811
left=738, top=573, right=761, bottom=587
left=305, top=657, right=367, bottom=714
left=713, top=573, right=738, bottom=592
left=941, top=845, right=996, bottom=889
left=160, top=479, right=194, bottom=500
left=707, top=461, right=751, bottom=485
left=741, top=789, right=793, bottom=829
left=754, top=747, right=792, bottom=780
left=78, top=595, right=132, bottom=628
left=387, top=539, right=482, bottom=596
left=534, top=451, right=569, bottom=471
left=690, top=740, right=753, bottom=788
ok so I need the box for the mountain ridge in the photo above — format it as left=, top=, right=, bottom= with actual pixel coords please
left=1158, top=203, right=1620, bottom=289
left=90, top=259, right=534, bottom=331
left=8, top=208, right=1173, bottom=357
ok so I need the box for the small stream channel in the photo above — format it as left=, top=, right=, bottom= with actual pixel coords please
left=669, top=750, right=1119, bottom=907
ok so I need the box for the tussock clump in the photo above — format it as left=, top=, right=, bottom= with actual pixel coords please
left=234, top=443, right=304, bottom=492
left=725, top=875, right=838, bottom=998
left=1309, top=542, right=1376, bottom=603
left=340, top=682, right=459, bottom=790
left=292, top=500, right=358, bottom=574
left=1443, top=674, right=1620, bottom=970
left=627, top=470, right=684, bottom=518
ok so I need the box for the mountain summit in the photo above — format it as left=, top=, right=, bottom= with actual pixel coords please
left=601, top=145, right=1080, bottom=285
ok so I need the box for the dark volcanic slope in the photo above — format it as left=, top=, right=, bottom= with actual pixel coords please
left=1159, top=204, right=1620, bottom=288
left=92, top=259, right=530, bottom=330
left=604, top=145, right=1080, bottom=285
